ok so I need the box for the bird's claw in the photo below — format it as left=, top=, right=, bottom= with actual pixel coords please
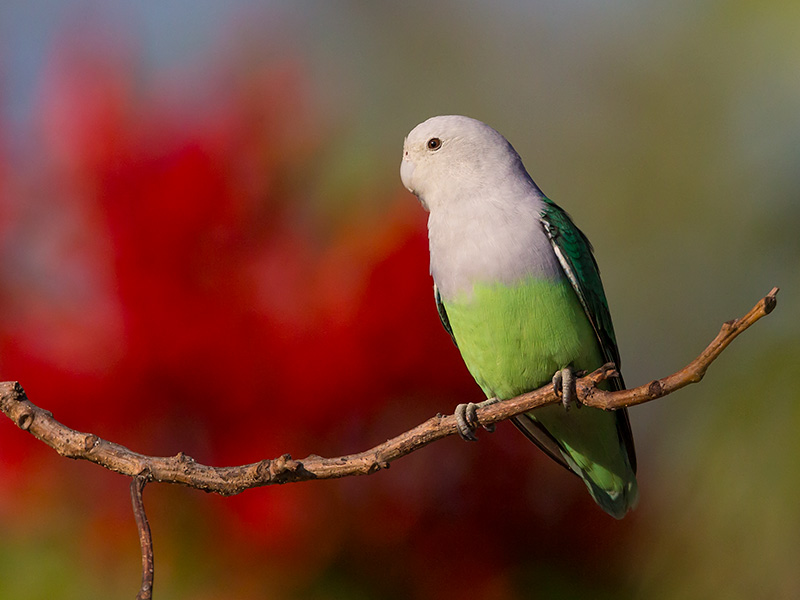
left=455, top=399, right=498, bottom=441
left=455, top=403, right=479, bottom=441
left=552, top=366, right=580, bottom=411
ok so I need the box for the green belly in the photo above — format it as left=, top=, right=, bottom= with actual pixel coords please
left=443, top=276, right=601, bottom=400
left=443, top=275, right=638, bottom=518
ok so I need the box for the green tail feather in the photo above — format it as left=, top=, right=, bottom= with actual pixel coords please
left=514, top=406, right=638, bottom=519
left=566, top=451, right=639, bottom=519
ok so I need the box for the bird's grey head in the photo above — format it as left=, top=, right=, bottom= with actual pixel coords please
left=400, top=115, right=531, bottom=211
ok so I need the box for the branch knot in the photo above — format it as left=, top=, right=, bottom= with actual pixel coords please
left=647, top=380, right=664, bottom=398
left=16, top=410, right=34, bottom=431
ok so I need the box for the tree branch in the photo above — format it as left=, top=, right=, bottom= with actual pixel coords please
left=131, top=473, right=154, bottom=600
left=0, top=287, right=778, bottom=495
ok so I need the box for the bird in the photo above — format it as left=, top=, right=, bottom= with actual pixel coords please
left=400, top=115, right=637, bottom=518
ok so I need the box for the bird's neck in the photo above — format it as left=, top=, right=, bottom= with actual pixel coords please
left=427, top=190, right=564, bottom=301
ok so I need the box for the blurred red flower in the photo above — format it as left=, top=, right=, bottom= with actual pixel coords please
left=0, top=35, right=633, bottom=599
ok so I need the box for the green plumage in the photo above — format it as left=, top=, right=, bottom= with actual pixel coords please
left=436, top=198, right=637, bottom=518
left=443, top=278, right=597, bottom=400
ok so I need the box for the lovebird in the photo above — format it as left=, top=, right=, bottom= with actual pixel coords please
left=400, top=115, right=638, bottom=518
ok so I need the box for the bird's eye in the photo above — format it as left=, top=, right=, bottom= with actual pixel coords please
left=426, top=137, right=442, bottom=151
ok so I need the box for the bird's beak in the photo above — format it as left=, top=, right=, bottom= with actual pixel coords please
left=400, top=156, right=415, bottom=193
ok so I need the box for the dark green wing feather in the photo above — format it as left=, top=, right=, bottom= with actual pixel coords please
left=540, top=197, right=622, bottom=380
left=434, top=283, right=458, bottom=347
left=539, top=196, right=637, bottom=472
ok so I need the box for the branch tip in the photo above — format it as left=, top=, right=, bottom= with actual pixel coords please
left=763, top=287, right=779, bottom=314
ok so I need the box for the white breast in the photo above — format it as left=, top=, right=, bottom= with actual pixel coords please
left=427, top=187, right=565, bottom=301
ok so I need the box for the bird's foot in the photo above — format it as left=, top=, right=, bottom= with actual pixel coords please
left=454, top=398, right=499, bottom=441
left=552, top=366, right=581, bottom=411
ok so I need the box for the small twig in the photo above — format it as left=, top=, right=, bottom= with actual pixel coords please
left=131, top=473, right=154, bottom=600
left=0, top=287, right=778, bottom=495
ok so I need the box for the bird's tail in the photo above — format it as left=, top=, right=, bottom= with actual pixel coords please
left=572, top=453, right=638, bottom=519
left=512, top=405, right=638, bottom=519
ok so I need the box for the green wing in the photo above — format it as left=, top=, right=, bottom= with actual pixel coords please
left=540, top=197, right=621, bottom=380
left=434, top=283, right=458, bottom=347
left=539, top=196, right=637, bottom=472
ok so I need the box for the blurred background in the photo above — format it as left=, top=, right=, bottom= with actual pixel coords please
left=0, top=1, right=798, bottom=598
